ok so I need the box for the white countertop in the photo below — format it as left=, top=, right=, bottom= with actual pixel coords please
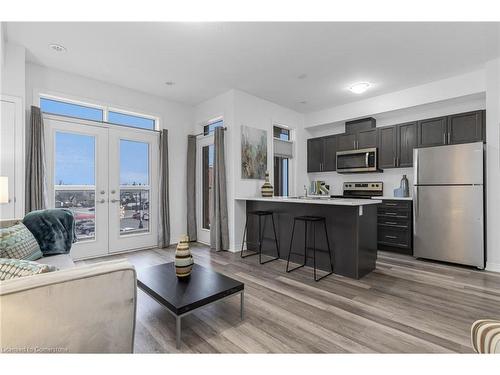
left=235, top=196, right=381, bottom=206
left=371, top=196, right=413, bottom=201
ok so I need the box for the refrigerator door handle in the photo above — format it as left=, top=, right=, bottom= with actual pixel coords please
left=414, top=186, right=418, bottom=217
left=414, top=149, right=419, bottom=185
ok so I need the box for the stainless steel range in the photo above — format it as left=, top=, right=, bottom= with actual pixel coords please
left=331, top=182, right=383, bottom=199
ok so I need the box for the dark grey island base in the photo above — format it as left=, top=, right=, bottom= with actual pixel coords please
left=242, top=198, right=379, bottom=279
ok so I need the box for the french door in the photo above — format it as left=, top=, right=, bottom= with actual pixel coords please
left=45, top=116, right=159, bottom=259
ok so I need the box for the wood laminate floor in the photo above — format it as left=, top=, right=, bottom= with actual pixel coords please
left=79, top=244, right=500, bottom=353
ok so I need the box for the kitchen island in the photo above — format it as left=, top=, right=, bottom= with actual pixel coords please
left=236, top=196, right=381, bottom=279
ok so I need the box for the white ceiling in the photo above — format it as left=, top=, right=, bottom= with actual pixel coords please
left=6, top=22, right=500, bottom=112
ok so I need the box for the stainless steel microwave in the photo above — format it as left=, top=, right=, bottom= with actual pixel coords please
left=336, top=148, right=378, bottom=173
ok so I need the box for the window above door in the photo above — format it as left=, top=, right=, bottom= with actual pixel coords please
left=39, top=94, right=159, bottom=131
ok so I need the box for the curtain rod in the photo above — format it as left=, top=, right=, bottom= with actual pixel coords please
left=193, top=126, right=228, bottom=137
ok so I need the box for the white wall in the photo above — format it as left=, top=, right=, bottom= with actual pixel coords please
left=232, top=90, right=304, bottom=250
left=305, top=69, right=486, bottom=128
left=485, top=58, right=500, bottom=272
left=26, top=63, right=194, bottom=245
left=306, top=94, right=486, bottom=197
left=1, top=42, right=25, bottom=101
left=194, top=89, right=305, bottom=251
left=0, top=23, right=5, bottom=80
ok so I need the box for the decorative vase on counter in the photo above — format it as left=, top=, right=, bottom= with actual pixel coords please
left=400, top=174, right=410, bottom=197
left=175, top=234, right=194, bottom=279
left=261, top=171, right=274, bottom=197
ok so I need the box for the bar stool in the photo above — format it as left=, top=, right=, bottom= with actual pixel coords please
left=286, top=215, right=333, bottom=282
left=240, top=210, right=280, bottom=264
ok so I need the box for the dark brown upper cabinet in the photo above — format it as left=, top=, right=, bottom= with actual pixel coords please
left=357, top=129, right=378, bottom=149
left=417, top=116, right=447, bottom=147
left=377, top=125, right=397, bottom=169
left=397, top=122, right=417, bottom=167
left=336, top=133, right=357, bottom=152
left=307, top=135, right=338, bottom=173
left=336, top=129, right=376, bottom=151
left=322, top=135, right=338, bottom=172
left=307, top=137, right=324, bottom=173
left=345, top=117, right=376, bottom=134
left=447, top=110, right=484, bottom=144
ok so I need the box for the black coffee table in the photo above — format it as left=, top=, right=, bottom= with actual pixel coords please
left=137, top=262, right=245, bottom=349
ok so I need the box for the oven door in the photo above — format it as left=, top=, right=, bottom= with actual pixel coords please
left=336, top=148, right=377, bottom=173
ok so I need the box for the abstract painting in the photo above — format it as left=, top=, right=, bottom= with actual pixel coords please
left=241, top=125, right=267, bottom=179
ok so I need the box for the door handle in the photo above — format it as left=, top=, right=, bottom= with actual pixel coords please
left=99, top=199, right=106, bottom=204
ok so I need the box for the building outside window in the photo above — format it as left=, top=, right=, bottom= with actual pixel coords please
left=273, top=125, right=293, bottom=196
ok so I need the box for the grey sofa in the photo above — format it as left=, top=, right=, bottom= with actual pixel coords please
left=0, top=219, right=137, bottom=353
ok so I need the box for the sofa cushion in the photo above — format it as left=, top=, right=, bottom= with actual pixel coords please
left=0, top=223, right=43, bottom=261
left=0, top=258, right=57, bottom=281
left=39, top=254, right=75, bottom=270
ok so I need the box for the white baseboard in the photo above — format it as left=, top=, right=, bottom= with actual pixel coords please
left=486, top=261, right=500, bottom=273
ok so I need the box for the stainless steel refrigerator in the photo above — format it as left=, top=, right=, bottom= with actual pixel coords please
left=413, top=142, right=484, bottom=268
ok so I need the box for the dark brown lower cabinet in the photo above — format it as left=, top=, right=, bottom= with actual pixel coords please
left=377, top=199, right=413, bottom=255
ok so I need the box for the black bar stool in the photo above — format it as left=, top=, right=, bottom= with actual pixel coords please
left=286, top=215, right=333, bottom=281
left=240, top=210, right=280, bottom=264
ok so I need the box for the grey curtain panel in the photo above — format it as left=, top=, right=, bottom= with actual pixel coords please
left=210, top=127, right=229, bottom=251
left=186, top=135, right=197, bottom=241
left=159, top=129, right=171, bottom=248
left=25, top=106, right=47, bottom=213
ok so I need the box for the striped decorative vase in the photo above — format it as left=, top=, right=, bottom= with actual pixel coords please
left=175, top=235, right=194, bottom=278
left=261, top=171, right=274, bottom=197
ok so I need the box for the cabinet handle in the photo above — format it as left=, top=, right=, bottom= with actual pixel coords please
left=354, top=140, right=356, bottom=149
left=385, top=203, right=398, bottom=206
left=385, top=235, right=398, bottom=239
left=393, top=157, right=396, bottom=166
left=447, top=132, right=451, bottom=144
left=397, top=157, right=400, bottom=167
left=385, top=222, right=398, bottom=225
left=443, top=133, right=446, bottom=144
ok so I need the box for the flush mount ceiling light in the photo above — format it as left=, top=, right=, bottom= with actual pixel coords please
left=49, top=43, right=67, bottom=53
left=349, top=82, right=371, bottom=94
left=165, top=81, right=175, bottom=86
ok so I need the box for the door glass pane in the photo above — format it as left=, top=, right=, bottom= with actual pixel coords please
left=54, top=132, right=96, bottom=241
left=120, top=139, right=150, bottom=235
left=119, top=189, right=149, bottom=235
left=120, top=140, right=149, bottom=186
left=55, top=190, right=95, bottom=241
left=55, top=132, right=95, bottom=185
left=202, top=144, right=214, bottom=229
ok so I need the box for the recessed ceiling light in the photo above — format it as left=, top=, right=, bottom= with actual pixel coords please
left=49, top=43, right=66, bottom=53
left=297, top=73, right=307, bottom=80
left=165, top=81, right=175, bottom=86
left=349, top=82, right=371, bottom=94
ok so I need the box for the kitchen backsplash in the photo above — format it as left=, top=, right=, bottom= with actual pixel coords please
left=308, top=167, right=414, bottom=197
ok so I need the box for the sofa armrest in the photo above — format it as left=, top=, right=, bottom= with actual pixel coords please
left=0, top=260, right=137, bottom=353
